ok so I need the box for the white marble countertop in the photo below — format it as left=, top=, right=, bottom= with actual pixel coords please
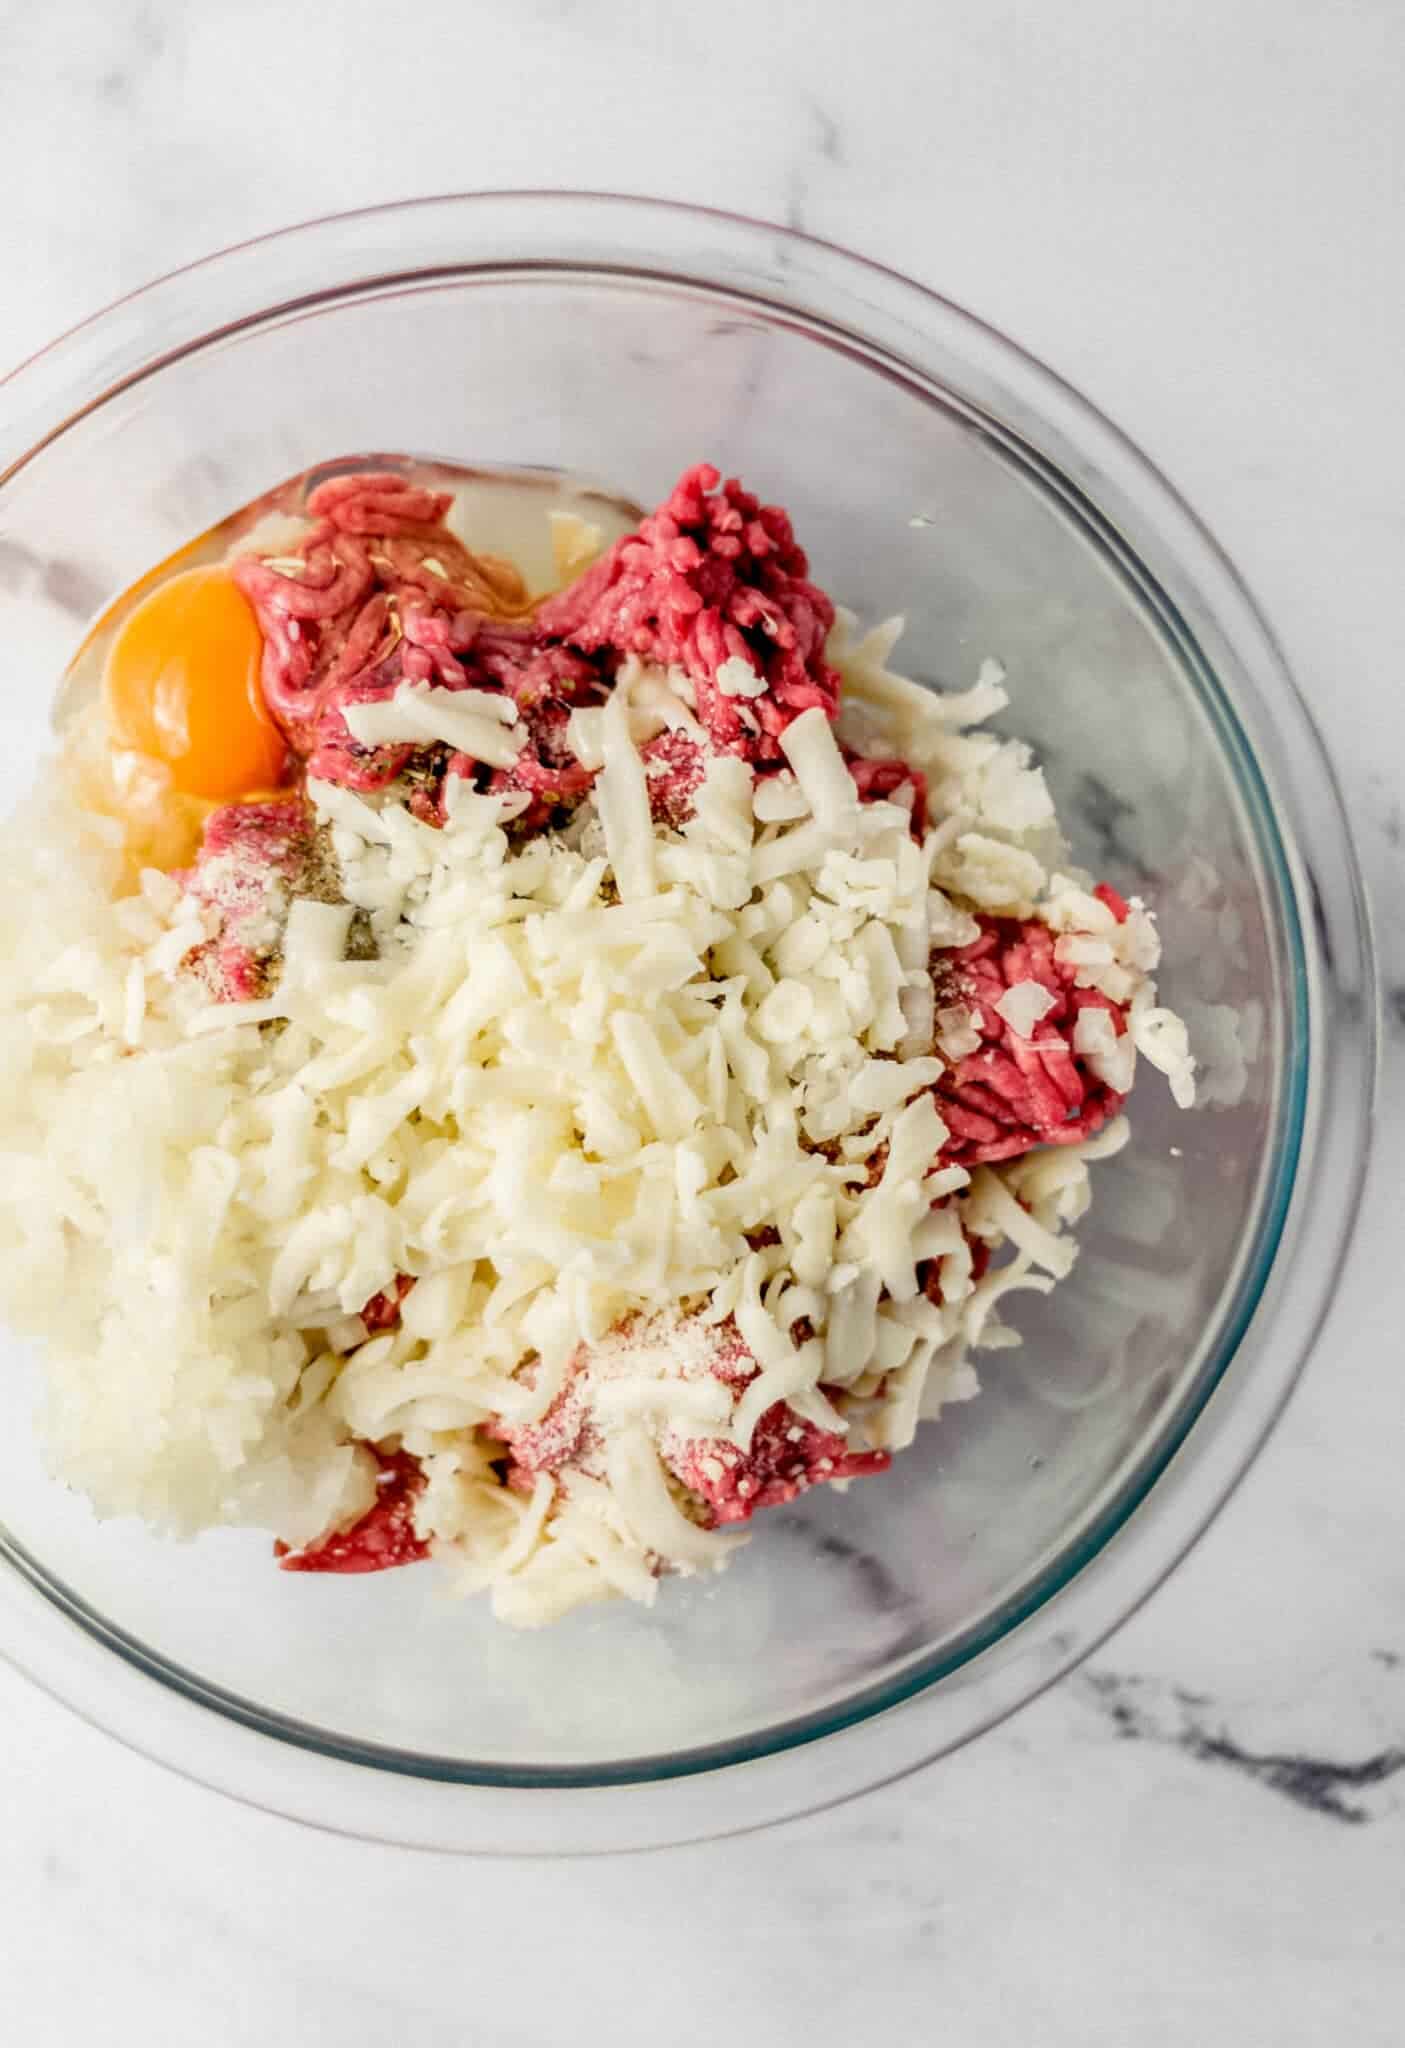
left=1, top=3, right=1401, bottom=2041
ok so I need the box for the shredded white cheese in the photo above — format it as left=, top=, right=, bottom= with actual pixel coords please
left=593, top=689, right=656, bottom=902
left=715, top=656, right=767, bottom=699
left=341, top=680, right=526, bottom=768
left=0, top=607, right=1194, bottom=1627
left=995, top=979, right=1057, bottom=1039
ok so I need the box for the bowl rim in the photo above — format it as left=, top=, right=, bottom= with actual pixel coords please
left=0, top=190, right=1378, bottom=1853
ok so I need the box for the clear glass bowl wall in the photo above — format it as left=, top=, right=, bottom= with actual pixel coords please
left=0, top=197, right=1373, bottom=1852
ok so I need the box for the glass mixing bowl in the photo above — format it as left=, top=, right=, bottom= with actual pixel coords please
left=0, top=195, right=1375, bottom=1854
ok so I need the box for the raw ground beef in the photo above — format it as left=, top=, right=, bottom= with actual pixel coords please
left=934, top=915, right=1129, bottom=1165
left=178, top=796, right=325, bottom=1002
left=640, top=729, right=709, bottom=829
left=267, top=1289, right=431, bottom=1576
left=537, top=463, right=840, bottom=765
left=233, top=478, right=622, bottom=826
left=492, top=1315, right=889, bottom=1531
left=275, top=1449, right=430, bottom=1575
left=232, top=473, right=535, bottom=794
left=234, top=465, right=844, bottom=825
left=663, top=1402, right=890, bottom=1527
left=846, top=749, right=929, bottom=833
left=360, top=1274, right=416, bottom=1334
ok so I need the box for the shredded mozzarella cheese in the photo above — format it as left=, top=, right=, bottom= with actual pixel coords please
left=0, top=605, right=1195, bottom=1625
left=341, top=681, right=526, bottom=767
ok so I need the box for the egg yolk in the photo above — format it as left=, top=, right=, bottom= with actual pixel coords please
left=102, top=567, right=287, bottom=800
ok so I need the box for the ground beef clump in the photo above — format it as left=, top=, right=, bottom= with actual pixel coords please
left=846, top=749, right=929, bottom=833
left=275, top=1449, right=429, bottom=1575
left=491, top=1315, right=889, bottom=1530
left=934, top=914, right=1129, bottom=1165
left=360, top=1274, right=416, bottom=1333
left=233, top=465, right=847, bottom=832
left=232, top=472, right=535, bottom=792
left=536, top=463, right=840, bottom=764
left=663, top=1402, right=890, bottom=1527
left=178, top=797, right=329, bottom=1002
left=640, top=729, right=709, bottom=829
